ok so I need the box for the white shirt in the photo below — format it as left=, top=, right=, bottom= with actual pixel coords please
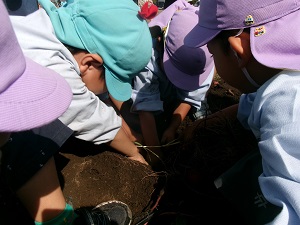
left=238, top=70, right=300, bottom=224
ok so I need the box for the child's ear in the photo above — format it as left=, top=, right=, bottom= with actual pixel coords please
left=228, top=32, right=252, bottom=68
left=79, top=53, right=104, bottom=74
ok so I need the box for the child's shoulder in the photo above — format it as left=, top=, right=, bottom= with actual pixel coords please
left=255, top=70, right=300, bottom=108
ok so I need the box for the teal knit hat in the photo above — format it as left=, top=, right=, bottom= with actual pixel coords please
left=39, top=0, right=152, bottom=101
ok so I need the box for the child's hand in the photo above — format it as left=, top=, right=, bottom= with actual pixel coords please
left=128, top=153, right=149, bottom=165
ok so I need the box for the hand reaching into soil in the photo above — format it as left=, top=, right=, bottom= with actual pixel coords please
left=107, top=127, right=148, bottom=165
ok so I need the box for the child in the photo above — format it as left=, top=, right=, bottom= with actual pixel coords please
left=184, top=0, right=300, bottom=223
left=130, top=0, right=215, bottom=148
left=9, top=0, right=152, bottom=165
left=0, top=2, right=134, bottom=225
left=0, top=1, right=68, bottom=223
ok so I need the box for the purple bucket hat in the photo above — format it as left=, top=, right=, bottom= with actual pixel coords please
left=0, top=1, right=72, bottom=132
left=186, top=0, right=300, bottom=70
left=163, top=6, right=214, bottom=91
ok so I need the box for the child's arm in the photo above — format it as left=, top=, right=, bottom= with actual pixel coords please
left=121, top=116, right=143, bottom=143
left=139, top=111, right=160, bottom=147
left=139, top=111, right=164, bottom=169
left=161, top=102, right=191, bottom=144
left=108, top=96, right=143, bottom=143
left=106, top=127, right=148, bottom=165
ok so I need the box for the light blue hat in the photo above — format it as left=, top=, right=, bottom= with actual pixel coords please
left=39, top=0, right=152, bottom=101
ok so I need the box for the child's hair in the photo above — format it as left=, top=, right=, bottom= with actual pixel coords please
left=64, top=44, right=82, bottom=55
left=39, top=0, right=152, bottom=102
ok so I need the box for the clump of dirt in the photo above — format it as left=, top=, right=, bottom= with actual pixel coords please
left=56, top=138, right=165, bottom=224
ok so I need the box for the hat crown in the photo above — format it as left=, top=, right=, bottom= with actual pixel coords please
left=165, top=44, right=207, bottom=76
left=185, top=0, right=300, bottom=71
left=163, top=6, right=214, bottom=90
left=0, top=6, right=25, bottom=93
left=165, top=8, right=213, bottom=76
left=200, top=0, right=300, bottom=30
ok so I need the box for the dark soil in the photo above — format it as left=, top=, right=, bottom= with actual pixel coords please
left=0, top=75, right=250, bottom=225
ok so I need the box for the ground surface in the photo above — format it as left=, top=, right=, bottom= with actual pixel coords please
left=0, top=75, right=249, bottom=225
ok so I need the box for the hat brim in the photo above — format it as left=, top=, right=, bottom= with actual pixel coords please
left=184, top=24, right=221, bottom=48
left=105, top=68, right=132, bottom=102
left=163, top=49, right=215, bottom=91
left=250, top=9, right=300, bottom=71
left=0, top=57, right=72, bottom=132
